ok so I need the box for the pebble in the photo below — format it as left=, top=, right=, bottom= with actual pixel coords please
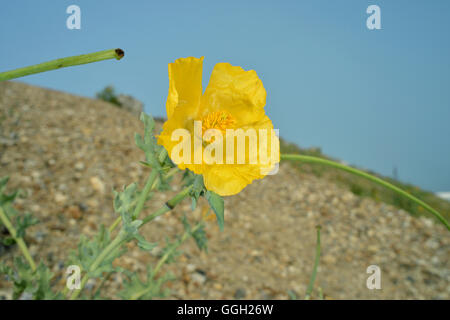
left=54, top=192, right=68, bottom=204
left=74, top=162, right=85, bottom=171
left=191, top=272, right=207, bottom=285
left=234, top=288, right=246, bottom=299
left=90, top=176, right=105, bottom=194
left=67, top=205, right=82, bottom=219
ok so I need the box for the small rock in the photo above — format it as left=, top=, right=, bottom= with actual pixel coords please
left=67, top=205, right=82, bottom=219
left=78, top=203, right=88, bottom=212
left=19, top=292, right=33, bottom=300
left=54, top=192, right=67, bottom=204
left=0, top=289, right=12, bottom=300
left=34, top=231, right=46, bottom=243
left=90, top=176, right=105, bottom=194
left=186, top=264, right=196, bottom=273
left=323, top=255, right=337, bottom=264
left=191, top=272, right=207, bottom=285
left=234, top=288, right=246, bottom=299
left=74, top=162, right=85, bottom=171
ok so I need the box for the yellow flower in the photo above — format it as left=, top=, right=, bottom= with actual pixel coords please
left=157, top=57, right=279, bottom=196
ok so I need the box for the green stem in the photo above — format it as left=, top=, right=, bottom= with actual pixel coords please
left=142, top=185, right=193, bottom=225
left=132, top=169, right=159, bottom=220
left=69, top=230, right=128, bottom=300
left=108, top=196, right=142, bottom=234
left=0, top=48, right=124, bottom=82
left=108, top=167, right=180, bottom=234
left=281, top=154, right=450, bottom=231
left=108, top=216, right=122, bottom=235
left=0, top=207, right=37, bottom=271
left=305, top=225, right=321, bottom=300
left=130, top=223, right=201, bottom=300
left=68, top=185, right=192, bottom=300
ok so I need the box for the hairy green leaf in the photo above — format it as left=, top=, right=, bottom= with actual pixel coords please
left=205, top=190, right=224, bottom=231
left=119, top=266, right=174, bottom=300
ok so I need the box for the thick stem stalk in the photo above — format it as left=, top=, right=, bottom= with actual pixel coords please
left=132, top=169, right=159, bottom=220
left=142, top=185, right=193, bottom=225
left=0, top=48, right=124, bottom=82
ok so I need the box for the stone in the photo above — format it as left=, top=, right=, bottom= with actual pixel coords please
left=234, top=288, right=246, bottom=299
left=54, top=192, right=68, bottom=204
left=191, top=271, right=207, bottom=285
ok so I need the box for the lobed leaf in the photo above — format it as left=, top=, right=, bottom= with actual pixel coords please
left=205, top=190, right=225, bottom=231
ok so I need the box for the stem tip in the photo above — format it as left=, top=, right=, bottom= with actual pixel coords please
left=115, top=48, right=125, bottom=60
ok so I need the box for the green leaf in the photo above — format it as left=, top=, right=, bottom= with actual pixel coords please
left=190, top=175, right=205, bottom=210
left=0, top=176, right=19, bottom=206
left=2, top=236, right=15, bottom=246
left=0, top=263, right=14, bottom=277
left=139, top=161, right=152, bottom=168
left=15, top=213, right=39, bottom=238
left=135, top=113, right=175, bottom=191
left=119, top=266, right=174, bottom=300
left=0, top=177, right=39, bottom=252
left=181, top=215, right=208, bottom=252
left=135, top=112, right=160, bottom=168
left=13, top=257, right=34, bottom=299
left=205, top=190, right=224, bottom=231
left=158, top=237, right=182, bottom=264
left=6, top=258, right=60, bottom=300
left=192, top=224, right=208, bottom=252
left=287, top=290, right=297, bottom=300
left=134, top=233, right=157, bottom=251
left=0, top=176, right=9, bottom=193
left=113, top=183, right=138, bottom=221
left=68, top=225, right=125, bottom=279
left=32, top=262, right=61, bottom=300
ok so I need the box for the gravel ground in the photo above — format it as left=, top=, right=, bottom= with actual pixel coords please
left=0, top=81, right=449, bottom=299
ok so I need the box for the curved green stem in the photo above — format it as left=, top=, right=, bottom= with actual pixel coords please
left=0, top=207, right=37, bottom=271
left=0, top=48, right=124, bottom=82
left=281, top=154, right=449, bottom=231
left=305, top=225, right=321, bottom=300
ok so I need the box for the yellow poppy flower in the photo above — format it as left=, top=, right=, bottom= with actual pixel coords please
left=157, top=57, right=279, bottom=196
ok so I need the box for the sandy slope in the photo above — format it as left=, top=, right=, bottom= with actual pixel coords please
left=0, top=81, right=448, bottom=299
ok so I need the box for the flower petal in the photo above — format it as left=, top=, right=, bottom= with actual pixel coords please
left=203, top=161, right=271, bottom=196
left=200, top=63, right=267, bottom=125
left=166, top=57, right=204, bottom=118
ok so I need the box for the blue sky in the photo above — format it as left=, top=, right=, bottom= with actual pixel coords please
left=1, top=0, right=449, bottom=192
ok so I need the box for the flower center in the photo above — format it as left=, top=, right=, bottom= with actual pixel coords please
left=201, top=110, right=235, bottom=134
